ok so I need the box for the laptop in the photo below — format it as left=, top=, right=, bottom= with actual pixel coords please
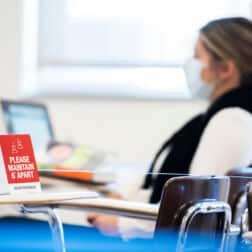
left=0, top=100, right=115, bottom=184
left=1, top=100, right=54, bottom=156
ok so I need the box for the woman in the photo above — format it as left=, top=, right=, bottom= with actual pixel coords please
left=88, top=17, right=252, bottom=239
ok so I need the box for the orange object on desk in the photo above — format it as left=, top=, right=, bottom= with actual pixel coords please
left=53, top=166, right=93, bottom=181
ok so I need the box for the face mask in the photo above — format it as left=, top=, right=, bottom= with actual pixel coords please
left=183, top=58, right=214, bottom=99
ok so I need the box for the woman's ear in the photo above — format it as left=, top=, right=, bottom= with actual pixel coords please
left=217, top=60, right=239, bottom=82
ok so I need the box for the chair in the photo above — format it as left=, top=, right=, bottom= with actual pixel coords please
left=226, top=168, right=252, bottom=225
left=237, top=182, right=252, bottom=250
left=154, top=176, right=231, bottom=252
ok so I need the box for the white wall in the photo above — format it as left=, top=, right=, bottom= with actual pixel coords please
left=37, top=97, right=207, bottom=161
left=0, top=0, right=23, bottom=98
left=0, top=0, right=207, bottom=162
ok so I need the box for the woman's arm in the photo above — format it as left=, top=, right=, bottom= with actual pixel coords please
left=118, top=216, right=156, bottom=240
left=87, top=212, right=156, bottom=240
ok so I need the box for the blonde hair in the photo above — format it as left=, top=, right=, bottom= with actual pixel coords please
left=200, top=17, right=252, bottom=81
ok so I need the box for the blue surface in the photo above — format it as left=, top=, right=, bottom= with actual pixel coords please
left=0, top=217, right=104, bottom=252
left=0, top=217, right=248, bottom=252
left=0, top=217, right=175, bottom=252
left=0, top=217, right=153, bottom=252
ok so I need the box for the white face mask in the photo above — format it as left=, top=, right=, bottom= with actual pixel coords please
left=183, top=58, right=214, bottom=99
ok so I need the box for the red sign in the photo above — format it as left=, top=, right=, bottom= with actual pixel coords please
left=0, top=134, right=40, bottom=185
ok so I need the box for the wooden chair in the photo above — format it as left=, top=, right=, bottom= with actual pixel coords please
left=154, top=176, right=231, bottom=252
left=227, top=168, right=252, bottom=225
left=238, top=182, right=252, bottom=250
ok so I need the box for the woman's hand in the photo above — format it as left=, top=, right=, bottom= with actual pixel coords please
left=105, top=192, right=123, bottom=199
left=87, top=214, right=120, bottom=236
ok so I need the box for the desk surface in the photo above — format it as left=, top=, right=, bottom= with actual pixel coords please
left=0, top=162, right=150, bottom=225
left=58, top=198, right=158, bottom=220
left=40, top=175, right=111, bottom=193
left=0, top=191, right=98, bottom=205
left=0, top=192, right=157, bottom=220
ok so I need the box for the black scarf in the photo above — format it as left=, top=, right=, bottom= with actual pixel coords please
left=143, top=80, right=252, bottom=203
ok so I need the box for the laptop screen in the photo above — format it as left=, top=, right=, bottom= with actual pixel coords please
left=1, top=101, right=54, bottom=155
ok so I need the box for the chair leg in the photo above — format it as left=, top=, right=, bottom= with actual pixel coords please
left=20, top=205, right=66, bottom=252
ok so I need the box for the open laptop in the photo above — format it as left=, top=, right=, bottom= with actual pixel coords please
left=1, top=100, right=54, bottom=156
left=0, top=100, right=114, bottom=184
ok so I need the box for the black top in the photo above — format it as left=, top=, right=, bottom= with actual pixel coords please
left=144, top=77, right=252, bottom=203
